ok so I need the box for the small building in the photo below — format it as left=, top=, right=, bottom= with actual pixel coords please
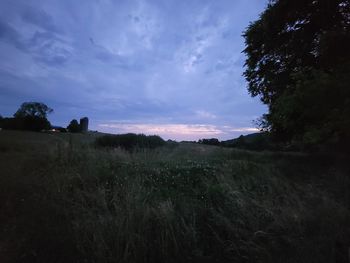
left=80, top=117, right=89, bottom=133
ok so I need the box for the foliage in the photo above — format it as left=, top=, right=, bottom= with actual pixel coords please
left=67, top=119, right=81, bottom=133
left=95, top=133, right=165, bottom=150
left=198, top=138, right=220, bottom=146
left=1, top=130, right=350, bottom=262
left=14, top=102, right=53, bottom=119
left=1, top=116, right=51, bottom=131
left=271, top=67, right=350, bottom=151
left=243, top=0, right=350, bottom=151
left=0, top=102, right=53, bottom=131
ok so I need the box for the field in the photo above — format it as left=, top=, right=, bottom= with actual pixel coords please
left=0, top=130, right=350, bottom=263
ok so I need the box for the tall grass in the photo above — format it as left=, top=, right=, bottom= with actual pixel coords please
left=0, top=130, right=349, bottom=262
left=95, top=133, right=165, bottom=150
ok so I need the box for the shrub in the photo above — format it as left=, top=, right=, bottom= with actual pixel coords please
left=0, top=116, right=51, bottom=131
left=67, top=119, right=81, bottom=133
left=198, top=138, right=220, bottom=146
left=95, top=133, right=165, bottom=150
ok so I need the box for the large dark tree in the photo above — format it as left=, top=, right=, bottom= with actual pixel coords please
left=243, top=0, right=350, bottom=150
left=5, top=102, right=53, bottom=131
left=14, top=102, right=53, bottom=119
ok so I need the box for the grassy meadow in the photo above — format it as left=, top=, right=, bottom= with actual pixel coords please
left=0, top=130, right=350, bottom=262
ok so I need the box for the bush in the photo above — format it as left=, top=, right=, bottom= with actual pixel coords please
left=67, top=119, right=81, bottom=133
left=198, top=138, right=220, bottom=146
left=0, top=102, right=53, bottom=132
left=95, top=133, right=165, bottom=150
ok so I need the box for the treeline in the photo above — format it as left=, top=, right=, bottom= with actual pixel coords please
left=0, top=115, right=51, bottom=132
left=0, top=102, right=88, bottom=133
left=0, top=102, right=52, bottom=132
left=197, top=133, right=275, bottom=151
left=95, top=133, right=166, bottom=151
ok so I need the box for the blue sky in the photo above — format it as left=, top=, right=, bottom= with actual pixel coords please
left=0, top=0, right=267, bottom=140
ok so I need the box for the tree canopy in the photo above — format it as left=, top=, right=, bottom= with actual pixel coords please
left=1, top=102, right=53, bottom=131
left=243, top=0, right=350, bottom=150
left=67, top=119, right=81, bottom=133
left=14, top=102, right=53, bottom=119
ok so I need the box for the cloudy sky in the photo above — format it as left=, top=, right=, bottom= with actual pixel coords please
left=0, top=0, right=267, bottom=141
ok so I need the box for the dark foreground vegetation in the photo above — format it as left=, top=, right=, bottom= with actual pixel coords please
left=1, top=130, right=349, bottom=263
left=95, top=133, right=165, bottom=151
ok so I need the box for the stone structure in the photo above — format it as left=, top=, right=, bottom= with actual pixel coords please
left=80, top=117, right=89, bottom=132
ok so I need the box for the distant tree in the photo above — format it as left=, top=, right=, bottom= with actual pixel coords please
left=243, top=0, right=350, bottom=151
left=14, top=102, right=53, bottom=119
left=67, top=119, right=81, bottom=133
left=198, top=138, right=220, bottom=146
left=95, top=133, right=165, bottom=151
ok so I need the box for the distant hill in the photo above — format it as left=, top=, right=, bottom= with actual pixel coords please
left=221, top=132, right=273, bottom=151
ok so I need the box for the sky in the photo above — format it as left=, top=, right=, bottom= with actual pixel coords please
left=0, top=0, right=267, bottom=141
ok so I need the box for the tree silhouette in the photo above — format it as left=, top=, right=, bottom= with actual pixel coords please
left=14, top=102, right=53, bottom=119
left=67, top=119, right=81, bottom=133
left=6, top=102, right=53, bottom=131
left=243, top=0, right=350, bottom=150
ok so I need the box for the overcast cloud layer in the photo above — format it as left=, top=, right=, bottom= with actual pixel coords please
left=0, top=0, right=267, bottom=140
